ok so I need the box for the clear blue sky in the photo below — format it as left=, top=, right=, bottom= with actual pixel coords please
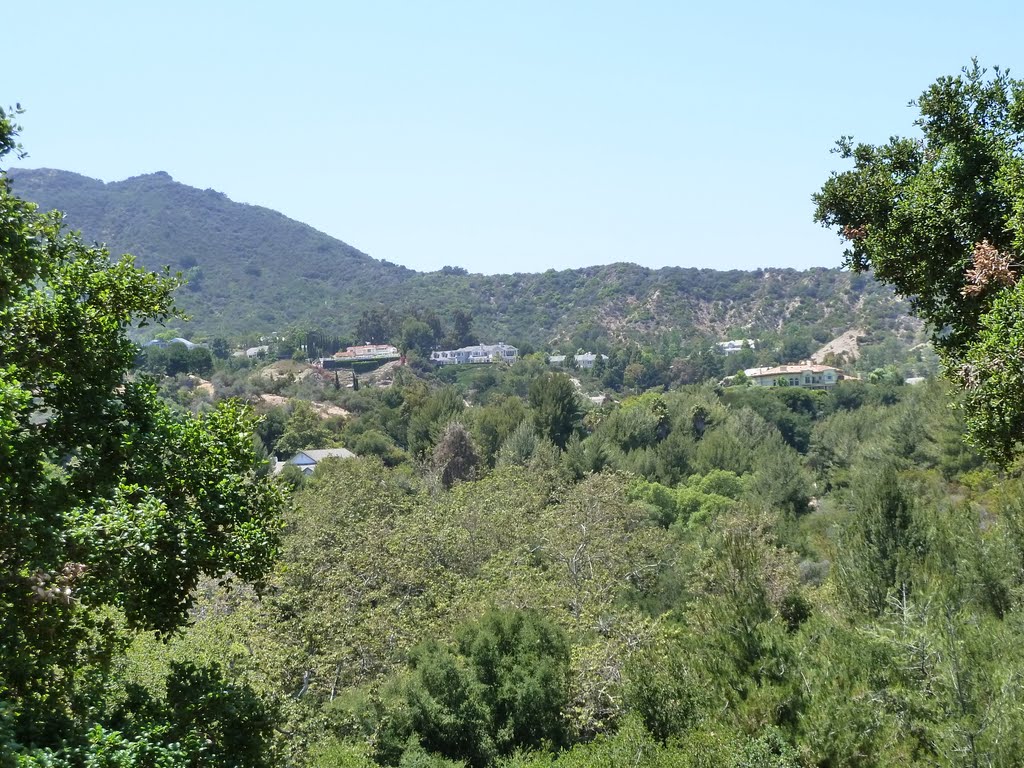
left=7, top=1, right=1023, bottom=274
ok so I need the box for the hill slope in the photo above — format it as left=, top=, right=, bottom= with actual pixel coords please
left=10, top=168, right=909, bottom=345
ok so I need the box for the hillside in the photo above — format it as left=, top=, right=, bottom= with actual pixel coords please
left=10, top=168, right=911, bottom=344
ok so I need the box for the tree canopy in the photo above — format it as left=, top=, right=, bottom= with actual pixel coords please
left=814, top=62, right=1024, bottom=462
left=0, top=107, right=282, bottom=765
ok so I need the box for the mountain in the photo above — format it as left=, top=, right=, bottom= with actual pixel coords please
left=9, top=168, right=415, bottom=334
left=9, top=168, right=910, bottom=345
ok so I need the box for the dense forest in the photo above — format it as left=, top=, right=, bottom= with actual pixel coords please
left=7, top=61, right=1024, bottom=768
left=143, top=370, right=1023, bottom=768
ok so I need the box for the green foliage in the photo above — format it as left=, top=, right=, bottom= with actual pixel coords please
left=275, top=399, right=335, bottom=456
left=528, top=373, right=581, bottom=450
left=628, top=471, right=745, bottom=530
left=0, top=115, right=281, bottom=764
left=469, top=396, right=526, bottom=468
left=139, top=342, right=214, bottom=377
left=598, top=393, right=666, bottom=452
left=495, top=419, right=539, bottom=468
left=433, top=422, right=480, bottom=489
left=815, top=62, right=1024, bottom=462
left=833, top=468, right=919, bottom=616
left=408, top=387, right=465, bottom=457
left=384, top=609, right=570, bottom=767
left=953, top=281, right=1024, bottom=462
left=400, top=318, right=440, bottom=357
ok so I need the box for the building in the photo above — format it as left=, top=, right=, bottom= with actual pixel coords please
left=334, top=344, right=401, bottom=361
left=548, top=352, right=607, bottom=369
left=272, top=447, right=356, bottom=476
left=740, top=363, right=852, bottom=389
left=143, top=337, right=200, bottom=349
left=316, top=344, right=401, bottom=369
left=430, top=343, right=518, bottom=365
left=716, top=339, right=756, bottom=355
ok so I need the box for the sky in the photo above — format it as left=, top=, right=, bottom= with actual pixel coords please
left=5, top=1, right=1024, bottom=275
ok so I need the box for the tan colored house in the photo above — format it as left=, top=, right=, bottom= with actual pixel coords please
left=741, top=363, right=852, bottom=389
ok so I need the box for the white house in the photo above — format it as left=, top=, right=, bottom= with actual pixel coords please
left=548, top=352, right=607, bottom=369
left=431, top=343, right=518, bottom=365
left=741, top=363, right=852, bottom=390
left=272, top=447, right=356, bottom=475
left=716, top=339, right=756, bottom=355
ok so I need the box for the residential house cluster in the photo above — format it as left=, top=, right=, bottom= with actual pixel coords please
left=430, top=343, right=519, bottom=365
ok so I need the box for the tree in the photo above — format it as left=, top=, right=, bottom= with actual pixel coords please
left=0, top=108, right=282, bottom=764
left=406, top=386, right=465, bottom=457
left=470, top=396, right=527, bottom=468
left=433, top=421, right=480, bottom=489
left=448, top=308, right=477, bottom=348
left=209, top=336, right=230, bottom=359
left=814, top=62, right=1024, bottom=462
left=186, top=344, right=213, bottom=376
left=399, top=317, right=438, bottom=357
left=354, top=308, right=396, bottom=344
left=528, top=373, right=582, bottom=450
left=382, top=609, right=570, bottom=767
left=833, top=467, right=918, bottom=616
left=275, top=399, right=334, bottom=457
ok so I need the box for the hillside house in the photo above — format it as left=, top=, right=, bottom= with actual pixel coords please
left=741, top=363, right=852, bottom=389
left=431, top=343, right=518, bottom=365
left=144, top=337, right=200, bottom=349
left=272, top=447, right=356, bottom=476
left=317, top=344, right=401, bottom=369
left=716, top=339, right=756, bottom=355
left=335, top=344, right=401, bottom=361
left=548, top=352, right=607, bottom=369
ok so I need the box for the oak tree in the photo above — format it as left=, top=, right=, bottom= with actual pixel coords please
left=815, top=62, right=1024, bottom=462
left=0, top=108, right=282, bottom=765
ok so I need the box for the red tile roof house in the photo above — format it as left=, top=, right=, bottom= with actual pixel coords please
left=335, top=344, right=401, bottom=361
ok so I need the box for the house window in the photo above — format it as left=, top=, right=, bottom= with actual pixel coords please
left=789, top=377, right=799, bottom=386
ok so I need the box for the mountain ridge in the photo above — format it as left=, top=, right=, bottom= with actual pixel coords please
left=8, top=167, right=910, bottom=346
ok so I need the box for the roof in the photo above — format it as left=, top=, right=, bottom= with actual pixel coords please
left=144, top=337, right=198, bottom=349
left=743, top=364, right=842, bottom=377
left=459, top=343, right=517, bottom=353
left=335, top=344, right=399, bottom=358
left=298, top=448, right=357, bottom=462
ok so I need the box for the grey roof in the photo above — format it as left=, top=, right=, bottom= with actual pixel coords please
left=298, top=448, right=356, bottom=462
left=143, top=337, right=198, bottom=349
